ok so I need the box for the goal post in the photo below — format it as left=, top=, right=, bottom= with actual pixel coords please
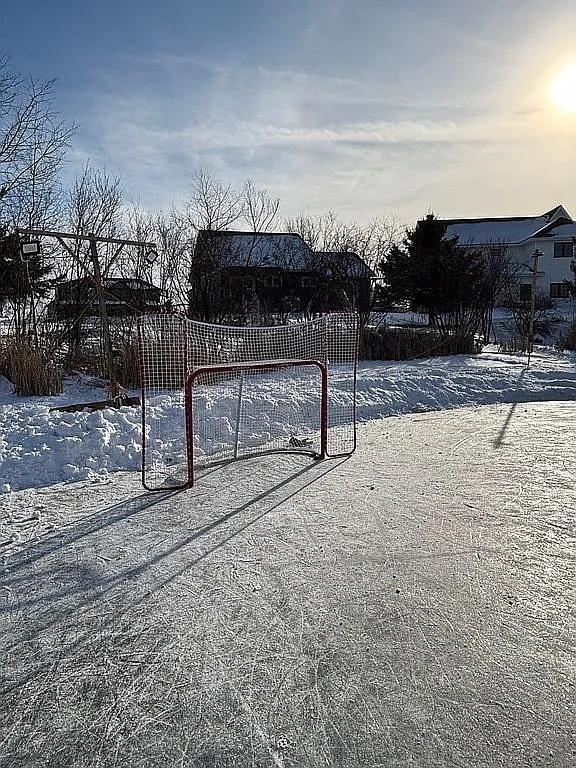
left=185, top=359, right=328, bottom=486
left=138, top=313, right=358, bottom=491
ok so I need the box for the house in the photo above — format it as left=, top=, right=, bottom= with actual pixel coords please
left=443, top=205, right=576, bottom=300
left=189, top=230, right=374, bottom=319
left=47, top=277, right=165, bottom=320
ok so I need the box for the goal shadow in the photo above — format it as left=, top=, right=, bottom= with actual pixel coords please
left=0, top=455, right=349, bottom=654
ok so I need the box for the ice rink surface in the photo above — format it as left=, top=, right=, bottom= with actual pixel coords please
left=1, top=402, right=575, bottom=766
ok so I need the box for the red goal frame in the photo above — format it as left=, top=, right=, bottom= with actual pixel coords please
left=184, top=359, right=328, bottom=487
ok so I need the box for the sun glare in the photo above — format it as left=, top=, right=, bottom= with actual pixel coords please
left=550, top=62, right=576, bottom=113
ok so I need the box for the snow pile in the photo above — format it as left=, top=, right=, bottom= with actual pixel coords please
left=0, top=405, right=142, bottom=494
left=1, top=347, right=575, bottom=493
left=356, top=348, right=576, bottom=416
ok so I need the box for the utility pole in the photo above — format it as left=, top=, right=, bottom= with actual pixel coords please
left=527, top=249, right=542, bottom=367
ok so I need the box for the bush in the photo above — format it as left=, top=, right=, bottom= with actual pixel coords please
left=498, top=337, right=527, bottom=354
left=360, top=325, right=481, bottom=361
left=115, top=340, right=140, bottom=387
left=0, top=339, right=63, bottom=396
left=556, top=321, right=576, bottom=351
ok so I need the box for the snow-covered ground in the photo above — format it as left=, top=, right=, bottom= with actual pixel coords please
left=1, top=404, right=574, bottom=766
left=1, top=345, right=575, bottom=494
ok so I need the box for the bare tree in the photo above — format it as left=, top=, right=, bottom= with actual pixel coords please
left=0, top=55, right=74, bottom=345
left=286, top=212, right=403, bottom=269
left=66, top=163, right=123, bottom=270
left=185, top=169, right=242, bottom=232
left=123, top=205, right=193, bottom=311
left=52, top=164, right=125, bottom=368
left=241, top=180, right=279, bottom=234
left=0, top=55, right=74, bottom=222
left=285, top=211, right=404, bottom=325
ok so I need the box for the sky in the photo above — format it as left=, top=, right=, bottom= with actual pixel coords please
left=2, top=0, right=576, bottom=225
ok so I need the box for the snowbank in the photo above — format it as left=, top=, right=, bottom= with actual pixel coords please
left=1, top=347, right=575, bottom=493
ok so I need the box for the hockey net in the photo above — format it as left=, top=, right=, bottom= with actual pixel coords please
left=138, top=313, right=359, bottom=490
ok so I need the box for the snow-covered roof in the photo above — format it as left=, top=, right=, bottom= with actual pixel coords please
left=444, top=205, right=573, bottom=246
left=195, top=230, right=373, bottom=277
left=315, top=251, right=374, bottom=278
left=533, top=221, right=576, bottom=240
left=196, top=231, right=311, bottom=269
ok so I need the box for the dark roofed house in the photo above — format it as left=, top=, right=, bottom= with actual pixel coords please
left=189, top=230, right=374, bottom=321
left=48, top=277, right=164, bottom=320
left=442, top=204, right=576, bottom=301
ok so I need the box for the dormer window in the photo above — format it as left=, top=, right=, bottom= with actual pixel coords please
left=554, top=242, right=574, bottom=258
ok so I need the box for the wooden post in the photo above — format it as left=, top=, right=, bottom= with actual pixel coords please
left=88, top=233, right=115, bottom=383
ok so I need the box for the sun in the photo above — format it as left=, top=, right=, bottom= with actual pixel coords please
left=550, top=62, right=576, bottom=113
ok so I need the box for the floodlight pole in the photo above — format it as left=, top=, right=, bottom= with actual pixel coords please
left=17, top=228, right=156, bottom=385
left=88, top=233, right=115, bottom=384
left=526, top=249, right=542, bottom=368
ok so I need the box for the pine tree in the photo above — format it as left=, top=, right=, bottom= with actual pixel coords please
left=379, top=214, right=498, bottom=342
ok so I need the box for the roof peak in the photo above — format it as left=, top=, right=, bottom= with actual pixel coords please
left=442, top=204, right=572, bottom=226
left=199, top=229, right=305, bottom=239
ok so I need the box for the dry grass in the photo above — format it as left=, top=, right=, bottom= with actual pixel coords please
left=0, top=339, right=63, bottom=396
left=556, top=321, right=576, bottom=351
left=361, top=325, right=480, bottom=360
left=115, top=341, right=140, bottom=388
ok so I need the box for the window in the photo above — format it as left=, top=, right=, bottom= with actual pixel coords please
left=550, top=282, right=570, bottom=299
left=261, top=274, right=282, bottom=288
left=301, top=276, right=314, bottom=288
left=554, top=242, right=574, bottom=259
left=519, top=284, right=532, bottom=301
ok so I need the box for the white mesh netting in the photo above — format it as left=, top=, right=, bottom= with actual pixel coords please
left=138, top=313, right=358, bottom=490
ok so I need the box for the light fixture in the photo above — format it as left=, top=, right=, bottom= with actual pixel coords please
left=145, top=244, right=159, bottom=265
left=21, top=240, right=41, bottom=261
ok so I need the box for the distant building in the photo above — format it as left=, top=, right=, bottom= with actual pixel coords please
left=47, top=277, right=165, bottom=320
left=189, top=229, right=374, bottom=320
left=443, top=205, right=576, bottom=300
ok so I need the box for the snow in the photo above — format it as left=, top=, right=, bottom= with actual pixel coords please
left=445, top=214, right=553, bottom=245
left=1, top=404, right=575, bottom=765
left=1, top=346, right=576, bottom=494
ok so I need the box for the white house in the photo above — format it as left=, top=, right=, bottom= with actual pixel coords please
left=444, top=205, right=576, bottom=300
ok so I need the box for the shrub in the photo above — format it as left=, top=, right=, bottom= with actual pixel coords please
left=498, top=337, right=527, bottom=354
left=0, top=338, right=63, bottom=396
left=360, top=325, right=481, bottom=361
left=556, top=321, right=576, bottom=351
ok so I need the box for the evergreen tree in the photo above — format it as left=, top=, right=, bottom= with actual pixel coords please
left=379, top=214, right=493, bottom=338
left=0, top=228, right=56, bottom=339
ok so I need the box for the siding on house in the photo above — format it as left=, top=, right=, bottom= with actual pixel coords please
left=48, top=277, right=164, bottom=319
left=443, top=205, right=576, bottom=300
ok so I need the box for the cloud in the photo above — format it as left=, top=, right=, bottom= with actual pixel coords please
left=69, top=54, right=575, bottom=222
